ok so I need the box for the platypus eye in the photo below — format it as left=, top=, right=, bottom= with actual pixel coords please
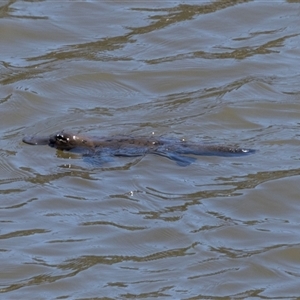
left=56, top=134, right=69, bottom=143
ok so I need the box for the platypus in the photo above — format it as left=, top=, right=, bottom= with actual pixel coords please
left=22, top=131, right=255, bottom=166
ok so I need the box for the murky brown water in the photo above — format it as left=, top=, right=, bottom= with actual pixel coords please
left=1, top=0, right=300, bottom=298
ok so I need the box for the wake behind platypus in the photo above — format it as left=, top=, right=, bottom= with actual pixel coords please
left=22, top=131, right=255, bottom=166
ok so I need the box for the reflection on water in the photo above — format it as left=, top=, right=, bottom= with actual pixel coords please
left=1, top=0, right=300, bottom=298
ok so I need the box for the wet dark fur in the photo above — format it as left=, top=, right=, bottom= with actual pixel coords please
left=23, top=131, right=255, bottom=166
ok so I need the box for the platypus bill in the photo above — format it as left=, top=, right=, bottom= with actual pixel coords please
left=22, top=131, right=255, bottom=166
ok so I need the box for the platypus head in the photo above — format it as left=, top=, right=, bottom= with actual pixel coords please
left=49, top=132, right=94, bottom=150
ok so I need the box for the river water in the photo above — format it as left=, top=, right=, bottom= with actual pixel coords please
left=1, top=0, right=300, bottom=299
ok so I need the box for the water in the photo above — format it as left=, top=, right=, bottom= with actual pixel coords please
left=1, top=0, right=300, bottom=298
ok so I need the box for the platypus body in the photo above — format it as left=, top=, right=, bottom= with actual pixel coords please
left=22, top=131, right=255, bottom=166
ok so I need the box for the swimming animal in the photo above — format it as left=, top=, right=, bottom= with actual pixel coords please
left=22, top=131, right=255, bottom=166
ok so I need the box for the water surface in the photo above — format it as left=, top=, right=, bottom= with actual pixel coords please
left=1, top=0, right=300, bottom=298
